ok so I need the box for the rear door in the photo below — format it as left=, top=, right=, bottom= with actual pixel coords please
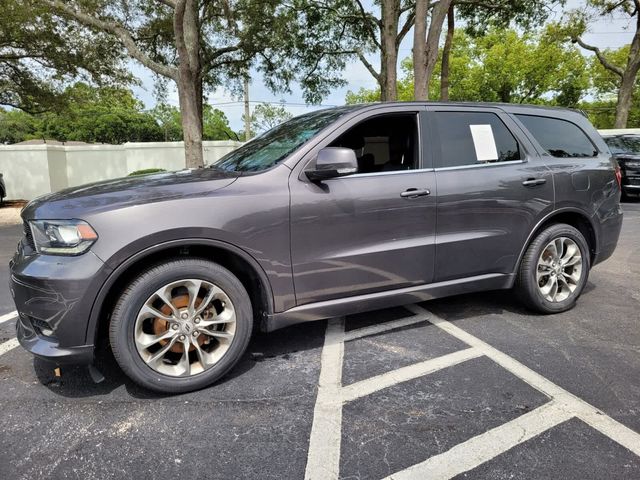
left=288, top=107, right=437, bottom=305
left=426, top=106, right=555, bottom=282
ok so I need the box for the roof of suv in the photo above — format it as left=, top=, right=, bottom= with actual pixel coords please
left=337, top=101, right=586, bottom=118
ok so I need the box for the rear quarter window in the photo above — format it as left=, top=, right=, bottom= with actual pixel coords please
left=516, top=114, right=597, bottom=158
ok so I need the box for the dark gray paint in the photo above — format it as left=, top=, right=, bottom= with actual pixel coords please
left=9, top=102, right=623, bottom=365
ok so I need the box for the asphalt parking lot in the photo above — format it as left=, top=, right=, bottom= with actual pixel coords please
left=1, top=201, right=639, bottom=480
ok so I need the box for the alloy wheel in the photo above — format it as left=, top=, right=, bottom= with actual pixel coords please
left=133, top=279, right=236, bottom=377
left=536, top=237, right=583, bottom=303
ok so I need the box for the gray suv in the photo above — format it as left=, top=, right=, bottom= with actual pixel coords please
left=10, top=103, right=623, bottom=393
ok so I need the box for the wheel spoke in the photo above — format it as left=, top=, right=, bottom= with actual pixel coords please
left=138, top=304, right=174, bottom=322
left=560, top=243, right=578, bottom=265
left=198, top=328, right=234, bottom=341
left=179, top=337, right=191, bottom=377
left=192, top=340, right=209, bottom=369
left=156, top=286, right=180, bottom=318
left=185, top=280, right=203, bottom=315
left=554, top=238, right=564, bottom=261
left=194, top=285, right=225, bottom=317
left=147, top=336, right=179, bottom=364
left=137, top=329, right=174, bottom=348
left=563, top=255, right=582, bottom=267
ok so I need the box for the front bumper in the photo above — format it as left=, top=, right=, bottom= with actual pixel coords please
left=10, top=240, right=112, bottom=365
left=16, top=314, right=94, bottom=364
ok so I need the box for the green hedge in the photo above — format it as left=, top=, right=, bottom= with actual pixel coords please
left=128, top=168, right=166, bottom=176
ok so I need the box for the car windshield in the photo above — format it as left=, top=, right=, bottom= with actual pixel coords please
left=604, top=136, right=640, bottom=155
left=214, top=108, right=350, bottom=173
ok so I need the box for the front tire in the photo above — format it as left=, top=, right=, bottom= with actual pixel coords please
left=516, top=224, right=590, bottom=314
left=109, top=258, right=252, bottom=393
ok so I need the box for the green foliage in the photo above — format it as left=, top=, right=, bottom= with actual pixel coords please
left=150, top=104, right=237, bottom=141
left=243, top=103, right=294, bottom=134
left=0, top=83, right=163, bottom=144
left=346, top=28, right=588, bottom=107
left=128, top=168, right=167, bottom=176
left=1, top=0, right=130, bottom=113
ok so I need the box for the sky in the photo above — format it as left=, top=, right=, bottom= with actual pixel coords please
left=131, top=0, right=637, bottom=131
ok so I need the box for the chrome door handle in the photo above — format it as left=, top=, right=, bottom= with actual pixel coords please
left=400, top=188, right=431, bottom=198
left=522, top=178, right=547, bottom=187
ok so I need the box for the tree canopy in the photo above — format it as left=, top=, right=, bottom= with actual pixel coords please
left=1, top=0, right=130, bottom=113
left=0, top=83, right=236, bottom=144
left=346, top=28, right=588, bottom=106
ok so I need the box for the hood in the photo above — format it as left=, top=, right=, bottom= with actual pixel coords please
left=22, top=168, right=239, bottom=220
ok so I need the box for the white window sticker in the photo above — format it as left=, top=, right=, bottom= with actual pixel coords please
left=469, top=124, right=499, bottom=161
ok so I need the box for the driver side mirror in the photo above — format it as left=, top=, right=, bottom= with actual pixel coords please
left=306, top=147, right=358, bottom=182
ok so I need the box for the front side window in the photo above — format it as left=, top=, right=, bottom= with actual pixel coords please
left=214, top=108, right=350, bottom=173
left=328, top=113, right=419, bottom=173
left=516, top=114, right=597, bottom=158
left=432, top=111, right=521, bottom=168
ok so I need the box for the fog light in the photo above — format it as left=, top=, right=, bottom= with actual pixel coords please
left=32, top=318, right=54, bottom=337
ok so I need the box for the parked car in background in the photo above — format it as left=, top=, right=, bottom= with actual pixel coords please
left=602, top=134, right=640, bottom=199
left=0, top=173, right=5, bottom=205
left=11, top=102, right=622, bottom=393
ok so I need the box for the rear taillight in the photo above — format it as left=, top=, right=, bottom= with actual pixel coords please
left=615, top=165, right=622, bottom=189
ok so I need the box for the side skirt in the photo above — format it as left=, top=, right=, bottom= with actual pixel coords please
left=264, top=273, right=515, bottom=332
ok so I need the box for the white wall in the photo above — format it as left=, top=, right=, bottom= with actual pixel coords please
left=0, top=140, right=243, bottom=200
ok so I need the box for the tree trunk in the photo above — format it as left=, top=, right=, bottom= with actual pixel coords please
left=413, top=0, right=452, bottom=101
left=177, top=74, right=203, bottom=169
left=380, top=0, right=400, bottom=101
left=175, top=0, right=204, bottom=168
left=440, top=5, right=454, bottom=101
left=413, top=0, right=428, bottom=100
left=614, top=23, right=640, bottom=128
left=615, top=70, right=637, bottom=128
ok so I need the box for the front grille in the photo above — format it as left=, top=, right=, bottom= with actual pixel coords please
left=23, top=221, right=35, bottom=249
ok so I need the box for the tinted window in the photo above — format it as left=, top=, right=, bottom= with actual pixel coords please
left=214, top=108, right=349, bottom=172
left=516, top=114, right=597, bottom=158
left=329, top=114, right=419, bottom=173
left=433, top=112, right=521, bottom=168
left=603, top=136, right=640, bottom=155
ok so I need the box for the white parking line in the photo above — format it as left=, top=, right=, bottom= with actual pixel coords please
left=305, top=304, right=640, bottom=480
left=304, top=318, right=345, bottom=480
left=385, top=401, right=572, bottom=480
left=0, top=310, right=17, bottom=325
left=406, top=304, right=640, bottom=458
left=342, top=313, right=430, bottom=342
left=340, top=347, right=482, bottom=403
left=0, top=338, right=19, bottom=356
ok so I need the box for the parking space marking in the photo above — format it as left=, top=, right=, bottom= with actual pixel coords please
left=406, top=304, right=640, bottom=458
left=342, top=312, right=430, bottom=342
left=340, top=347, right=482, bottom=403
left=305, top=318, right=345, bottom=480
left=0, top=310, right=17, bottom=325
left=0, top=338, right=19, bottom=356
left=385, top=401, right=572, bottom=480
left=305, top=304, right=640, bottom=480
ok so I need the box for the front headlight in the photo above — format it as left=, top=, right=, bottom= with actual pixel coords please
left=29, top=220, right=98, bottom=255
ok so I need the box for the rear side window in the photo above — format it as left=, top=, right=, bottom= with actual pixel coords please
left=432, top=111, right=521, bottom=168
left=516, top=114, right=597, bottom=158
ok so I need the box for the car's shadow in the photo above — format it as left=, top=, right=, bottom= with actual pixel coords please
left=34, top=319, right=326, bottom=400
left=34, top=282, right=597, bottom=398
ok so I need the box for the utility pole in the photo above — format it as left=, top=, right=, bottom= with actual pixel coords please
left=243, top=77, right=251, bottom=142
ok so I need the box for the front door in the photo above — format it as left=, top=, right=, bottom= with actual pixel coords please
left=289, top=110, right=437, bottom=305
left=426, top=107, right=555, bottom=282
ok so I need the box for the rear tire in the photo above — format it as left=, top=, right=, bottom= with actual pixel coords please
left=516, top=224, right=590, bottom=314
left=109, top=258, right=252, bottom=393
